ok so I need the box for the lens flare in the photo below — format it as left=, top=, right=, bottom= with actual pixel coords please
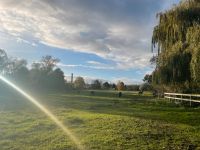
left=0, top=75, right=84, bottom=150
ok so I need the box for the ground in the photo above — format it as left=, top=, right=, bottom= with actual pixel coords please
left=0, top=90, right=200, bottom=150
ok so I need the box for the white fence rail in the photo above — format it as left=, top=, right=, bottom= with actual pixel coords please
left=164, top=93, right=200, bottom=105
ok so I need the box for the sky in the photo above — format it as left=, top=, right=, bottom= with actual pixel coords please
left=0, top=0, right=180, bottom=84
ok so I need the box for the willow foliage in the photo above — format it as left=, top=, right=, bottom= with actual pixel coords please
left=187, top=25, right=200, bottom=83
left=152, top=0, right=200, bottom=92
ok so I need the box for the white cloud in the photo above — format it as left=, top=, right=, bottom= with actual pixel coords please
left=0, top=0, right=179, bottom=70
left=87, top=61, right=103, bottom=65
left=16, top=37, right=37, bottom=47
left=57, top=62, right=115, bottom=70
left=111, top=77, right=142, bottom=85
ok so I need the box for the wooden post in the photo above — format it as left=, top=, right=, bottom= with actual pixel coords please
left=174, top=94, right=176, bottom=103
left=190, top=95, right=192, bottom=107
left=181, top=94, right=182, bottom=103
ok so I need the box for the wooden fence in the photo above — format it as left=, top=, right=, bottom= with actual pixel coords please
left=164, top=93, right=200, bottom=106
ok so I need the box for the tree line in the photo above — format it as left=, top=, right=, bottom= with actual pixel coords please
left=73, top=77, right=140, bottom=91
left=0, top=49, right=141, bottom=92
left=0, top=49, right=65, bottom=91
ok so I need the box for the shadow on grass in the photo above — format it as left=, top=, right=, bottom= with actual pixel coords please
left=46, top=91, right=200, bottom=127
left=1, top=90, right=200, bottom=127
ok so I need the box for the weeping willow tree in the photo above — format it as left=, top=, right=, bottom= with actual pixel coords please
left=152, top=0, right=200, bottom=93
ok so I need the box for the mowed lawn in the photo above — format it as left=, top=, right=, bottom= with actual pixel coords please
left=0, top=90, right=200, bottom=150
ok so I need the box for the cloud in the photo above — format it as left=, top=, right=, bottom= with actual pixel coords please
left=16, top=37, right=37, bottom=47
left=57, top=62, right=115, bottom=70
left=0, top=0, right=179, bottom=70
left=87, top=61, right=103, bottom=65
left=111, top=77, right=142, bottom=85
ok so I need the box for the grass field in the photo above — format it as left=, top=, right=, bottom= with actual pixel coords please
left=0, top=90, right=200, bottom=150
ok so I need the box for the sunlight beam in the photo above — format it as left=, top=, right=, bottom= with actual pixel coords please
left=0, top=75, right=84, bottom=150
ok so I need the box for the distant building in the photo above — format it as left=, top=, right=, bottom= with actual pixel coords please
left=71, top=73, right=73, bottom=83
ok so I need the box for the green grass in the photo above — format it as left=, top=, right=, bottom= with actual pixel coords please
left=0, top=90, right=200, bottom=149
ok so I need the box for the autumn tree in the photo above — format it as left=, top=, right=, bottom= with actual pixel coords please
left=74, top=77, right=85, bottom=89
left=117, top=81, right=125, bottom=91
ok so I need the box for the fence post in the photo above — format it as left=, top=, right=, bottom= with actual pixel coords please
left=173, top=94, right=175, bottom=103
left=181, top=94, right=182, bottom=103
left=190, top=95, right=192, bottom=107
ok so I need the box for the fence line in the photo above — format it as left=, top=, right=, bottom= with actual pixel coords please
left=164, top=93, right=200, bottom=105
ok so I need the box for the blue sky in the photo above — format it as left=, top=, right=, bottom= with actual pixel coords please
left=0, top=0, right=180, bottom=84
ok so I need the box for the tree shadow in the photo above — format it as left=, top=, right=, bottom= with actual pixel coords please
left=47, top=92, right=200, bottom=127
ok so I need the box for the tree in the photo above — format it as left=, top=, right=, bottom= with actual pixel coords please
left=31, top=62, right=42, bottom=70
left=112, top=83, right=116, bottom=90
left=0, top=51, right=67, bottom=91
left=187, top=25, right=200, bottom=84
left=74, top=77, right=85, bottom=89
left=30, top=61, right=47, bottom=88
left=9, top=59, right=29, bottom=83
left=151, top=0, right=200, bottom=92
left=102, top=82, right=110, bottom=89
left=117, top=81, right=125, bottom=91
left=143, top=74, right=152, bottom=84
left=41, top=55, right=59, bottom=72
left=47, top=68, right=65, bottom=89
left=139, top=83, right=152, bottom=92
left=6, top=59, right=27, bottom=74
left=0, top=49, right=8, bottom=74
left=150, top=55, right=158, bottom=65
left=91, top=80, right=101, bottom=89
left=30, top=55, right=62, bottom=90
left=0, top=49, right=9, bottom=93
